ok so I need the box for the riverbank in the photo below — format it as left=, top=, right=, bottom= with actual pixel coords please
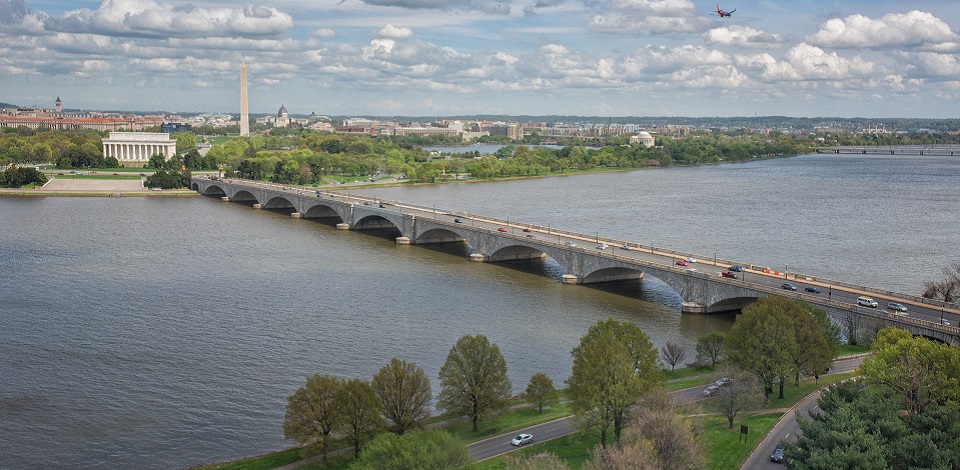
left=0, top=177, right=198, bottom=197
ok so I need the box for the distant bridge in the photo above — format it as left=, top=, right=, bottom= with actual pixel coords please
left=191, top=177, right=960, bottom=345
left=815, top=145, right=960, bottom=156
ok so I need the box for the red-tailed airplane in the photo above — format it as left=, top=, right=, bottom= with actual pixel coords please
left=715, top=4, right=735, bottom=17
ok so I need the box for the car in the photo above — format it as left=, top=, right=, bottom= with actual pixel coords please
left=511, top=433, right=534, bottom=446
left=526, top=234, right=535, bottom=238
left=152, top=187, right=162, bottom=191
left=715, top=377, right=733, bottom=387
left=621, top=245, right=632, bottom=251
left=721, top=271, right=737, bottom=279
left=596, top=244, right=608, bottom=250
left=857, top=296, right=879, bottom=308
left=728, top=265, right=743, bottom=272
left=684, top=257, right=697, bottom=263
left=454, top=218, right=463, bottom=223
left=770, top=443, right=785, bottom=463
left=781, top=283, right=797, bottom=291
left=676, top=260, right=688, bottom=266
left=887, top=302, right=907, bottom=312
left=363, top=202, right=370, bottom=205
left=805, top=286, right=821, bottom=293
left=522, top=228, right=532, bottom=232
left=941, top=320, right=952, bottom=326
left=497, top=227, right=507, bottom=232
left=565, top=241, right=577, bottom=247
left=702, top=385, right=719, bottom=396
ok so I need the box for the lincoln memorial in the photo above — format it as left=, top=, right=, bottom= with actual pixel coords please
left=102, top=132, right=176, bottom=165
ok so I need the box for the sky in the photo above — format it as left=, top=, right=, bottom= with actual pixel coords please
left=1, top=0, right=959, bottom=118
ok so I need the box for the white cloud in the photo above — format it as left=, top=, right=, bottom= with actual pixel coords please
left=376, top=24, right=414, bottom=38
left=311, top=28, right=335, bottom=38
left=587, top=0, right=710, bottom=34
left=35, top=0, right=292, bottom=39
left=808, top=11, right=960, bottom=51
left=703, top=26, right=782, bottom=48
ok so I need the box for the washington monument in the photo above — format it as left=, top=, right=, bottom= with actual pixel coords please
left=239, top=62, right=249, bottom=136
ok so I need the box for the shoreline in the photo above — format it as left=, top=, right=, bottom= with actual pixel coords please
left=0, top=188, right=198, bottom=197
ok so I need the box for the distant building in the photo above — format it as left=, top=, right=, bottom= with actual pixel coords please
left=55, top=97, right=62, bottom=113
left=629, top=131, right=655, bottom=148
left=102, top=132, right=176, bottom=166
left=161, top=122, right=192, bottom=133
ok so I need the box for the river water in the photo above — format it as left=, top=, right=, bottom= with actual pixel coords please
left=1, top=153, right=958, bottom=468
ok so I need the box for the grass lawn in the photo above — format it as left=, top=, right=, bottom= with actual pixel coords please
left=835, top=344, right=870, bottom=357
left=704, top=412, right=783, bottom=470
left=665, top=364, right=718, bottom=380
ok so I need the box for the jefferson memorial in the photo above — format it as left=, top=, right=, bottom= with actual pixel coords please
left=101, top=132, right=176, bottom=165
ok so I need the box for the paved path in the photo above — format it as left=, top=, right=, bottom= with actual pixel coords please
left=41, top=178, right=147, bottom=192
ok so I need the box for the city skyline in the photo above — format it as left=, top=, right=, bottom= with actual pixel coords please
left=1, top=0, right=959, bottom=118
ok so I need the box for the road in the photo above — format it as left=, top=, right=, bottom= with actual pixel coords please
left=739, top=355, right=865, bottom=469
left=468, top=355, right=866, bottom=462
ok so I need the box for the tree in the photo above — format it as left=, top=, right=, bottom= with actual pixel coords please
left=525, top=372, right=558, bottom=413
left=337, top=378, right=383, bottom=459
left=725, top=297, right=831, bottom=402
left=660, top=341, right=686, bottom=371
left=858, top=327, right=960, bottom=415
left=437, top=334, right=512, bottom=432
left=371, top=358, right=432, bottom=435
left=148, top=153, right=166, bottom=169
left=707, top=369, right=759, bottom=429
left=568, top=319, right=663, bottom=447
left=1, top=167, right=47, bottom=188
left=584, top=389, right=704, bottom=470
left=922, top=262, right=960, bottom=303
left=695, top=331, right=725, bottom=368
left=350, top=429, right=471, bottom=470
left=283, top=374, right=343, bottom=461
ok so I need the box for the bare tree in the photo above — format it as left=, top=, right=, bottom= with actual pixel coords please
left=507, top=452, right=572, bottom=470
left=660, top=342, right=686, bottom=371
left=707, top=369, right=760, bottom=429
left=922, top=262, right=960, bottom=303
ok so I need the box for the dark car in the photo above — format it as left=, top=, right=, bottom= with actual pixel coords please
left=771, top=443, right=785, bottom=463
left=728, top=265, right=743, bottom=272
left=721, top=271, right=737, bottom=279
left=454, top=218, right=463, bottom=223
left=804, top=286, right=821, bottom=293
left=522, top=228, right=532, bottom=232
left=781, top=283, right=797, bottom=291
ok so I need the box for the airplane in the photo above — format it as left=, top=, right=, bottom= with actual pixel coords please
left=715, top=4, right=735, bottom=17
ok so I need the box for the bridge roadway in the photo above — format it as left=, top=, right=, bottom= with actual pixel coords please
left=191, top=177, right=960, bottom=344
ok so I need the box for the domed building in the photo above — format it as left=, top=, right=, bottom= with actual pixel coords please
left=275, top=104, right=290, bottom=127
left=629, top=131, right=656, bottom=148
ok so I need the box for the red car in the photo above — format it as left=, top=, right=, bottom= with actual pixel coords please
left=675, top=260, right=688, bottom=266
left=497, top=227, right=507, bottom=232
left=522, top=228, right=532, bottom=232
left=721, top=271, right=737, bottom=279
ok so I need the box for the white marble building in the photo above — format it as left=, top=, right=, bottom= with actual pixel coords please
left=102, top=132, right=176, bottom=165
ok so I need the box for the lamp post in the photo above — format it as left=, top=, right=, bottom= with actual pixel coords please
left=785, top=264, right=788, bottom=279
left=714, top=251, right=717, bottom=266
left=942, top=306, right=945, bottom=325
left=828, top=285, right=832, bottom=300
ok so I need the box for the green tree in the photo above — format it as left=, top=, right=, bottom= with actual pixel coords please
left=283, top=374, right=343, bottom=461
left=725, top=297, right=830, bottom=402
left=1, top=167, right=47, bottom=188
left=337, top=378, right=383, bottom=459
left=568, top=319, right=663, bottom=447
left=371, top=358, right=432, bottom=435
left=858, top=328, right=960, bottom=414
left=437, top=334, right=512, bottom=432
left=524, top=372, right=558, bottom=413
left=350, top=429, right=471, bottom=470
left=695, top=331, right=725, bottom=368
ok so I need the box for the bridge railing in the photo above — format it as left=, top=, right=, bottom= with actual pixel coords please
left=788, top=271, right=960, bottom=313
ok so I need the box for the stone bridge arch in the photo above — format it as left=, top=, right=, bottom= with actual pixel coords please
left=263, top=195, right=296, bottom=211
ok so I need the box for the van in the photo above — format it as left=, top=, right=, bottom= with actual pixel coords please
left=857, top=296, right=878, bottom=308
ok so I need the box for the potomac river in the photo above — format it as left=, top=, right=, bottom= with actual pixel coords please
left=1, top=153, right=958, bottom=468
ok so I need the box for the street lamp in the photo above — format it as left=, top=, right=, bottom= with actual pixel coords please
left=714, top=251, right=717, bottom=266
left=942, top=306, right=945, bottom=325
left=785, top=264, right=788, bottom=279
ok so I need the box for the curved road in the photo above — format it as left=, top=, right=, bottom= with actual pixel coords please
left=468, top=355, right=865, bottom=463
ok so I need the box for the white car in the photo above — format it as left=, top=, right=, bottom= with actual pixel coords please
left=511, top=433, right=533, bottom=446
left=887, top=302, right=907, bottom=312
left=684, top=257, right=697, bottom=263
left=857, top=296, right=878, bottom=308
left=596, top=243, right=608, bottom=250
